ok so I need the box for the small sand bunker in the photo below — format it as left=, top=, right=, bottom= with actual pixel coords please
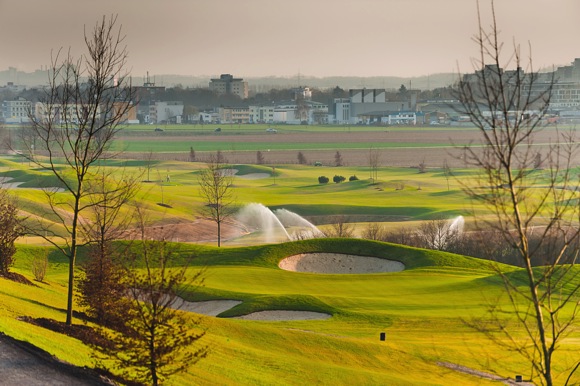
left=279, top=253, right=405, bottom=274
left=180, top=300, right=242, bottom=316
left=221, top=169, right=270, bottom=180
left=237, top=173, right=270, bottom=180
left=234, top=310, right=331, bottom=321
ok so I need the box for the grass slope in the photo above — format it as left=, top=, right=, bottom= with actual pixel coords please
left=2, top=239, right=577, bottom=385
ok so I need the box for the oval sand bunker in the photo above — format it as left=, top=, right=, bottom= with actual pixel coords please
left=279, top=253, right=405, bottom=274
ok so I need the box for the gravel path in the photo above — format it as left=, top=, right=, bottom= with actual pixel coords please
left=0, top=333, right=110, bottom=385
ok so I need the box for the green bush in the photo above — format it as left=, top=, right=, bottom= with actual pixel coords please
left=318, top=176, right=329, bottom=184
left=333, top=175, right=346, bottom=183
left=349, top=175, right=359, bottom=181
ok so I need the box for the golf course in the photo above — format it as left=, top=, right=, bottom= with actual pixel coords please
left=0, top=124, right=579, bottom=385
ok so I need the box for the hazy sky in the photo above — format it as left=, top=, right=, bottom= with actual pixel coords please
left=0, top=0, right=578, bottom=79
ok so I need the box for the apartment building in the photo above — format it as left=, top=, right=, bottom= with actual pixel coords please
left=2, top=97, right=31, bottom=123
left=209, top=74, right=249, bottom=99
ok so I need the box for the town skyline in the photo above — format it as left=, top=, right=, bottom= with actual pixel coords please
left=1, top=0, right=578, bottom=80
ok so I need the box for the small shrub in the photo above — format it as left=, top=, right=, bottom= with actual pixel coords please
left=333, top=175, right=346, bottom=183
left=349, top=175, right=359, bottom=181
left=318, top=176, right=329, bottom=184
left=31, top=252, right=48, bottom=282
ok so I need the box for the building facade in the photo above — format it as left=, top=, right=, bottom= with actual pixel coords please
left=249, top=105, right=275, bottom=123
left=149, top=101, right=184, bottom=124
left=2, top=97, right=32, bottom=123
left=218, top=107, right=250, bottom=124
left=209, top=74, right=249, bottom=99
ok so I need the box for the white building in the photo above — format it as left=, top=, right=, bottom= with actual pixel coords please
left=332, top=89, right=418, bottom=124
left=249, top=105, right=275, bottom=123
left=272, top=100, right=328, bottom=125
left=149, top=101, right=183, bottom=124
left=33, top=102, right=101, bottom=124
left=2, top=98, right=32, bottom=123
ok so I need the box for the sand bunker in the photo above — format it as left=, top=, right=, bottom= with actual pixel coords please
left=279, top=253, right=405, bottom=274
left=221, top=169, right=270, bottom=180
left=236, top=173, right=270, bottom=180
left=178, top=300, right=330, bottom=321
left=179, top=300, right=242, bottom=316
left=234, top=310, right=331, bottom=321
left=0, top=177, right=65, bottom=192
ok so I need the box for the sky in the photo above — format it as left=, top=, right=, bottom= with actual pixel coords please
left=0, top=0, right=578, bottom=79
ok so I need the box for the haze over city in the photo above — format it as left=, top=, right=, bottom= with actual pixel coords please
left=1, top=0, right=579, bottom=79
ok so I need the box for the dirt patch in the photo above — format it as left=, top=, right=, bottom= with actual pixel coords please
left=279, top=253, right=405, bottom=274
left=121, top=217, right=246, bottom=243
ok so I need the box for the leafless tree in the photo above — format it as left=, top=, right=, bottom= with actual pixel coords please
left=31, top=251, right=49, bottom=282
left=416, top=216, right=462, bottom=251
left=417, top=158, right=427, bottom=173
left=334, top=150, right=343, bottom=167
left=368, top=147, right=380, bottom=182
left=456, top=2, right=580, bottom=384
left=361, top=223, right=388, bottom=241
left=18, top=15, right=135, bottom=325
left=256, top=150, right=265, bottom=165
left=443, top=159, right=451, bottom=191
left=325, top=215, right=355, bottom=238
left=297, top=151, right=308, bottom=165
left=198, top=152, right=236, bottom=247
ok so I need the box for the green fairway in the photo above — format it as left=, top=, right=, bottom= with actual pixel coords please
left=0, top=150, right=578, bottom=385
left=2, top=239, right=579, bottom=385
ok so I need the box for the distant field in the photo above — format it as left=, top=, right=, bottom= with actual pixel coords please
left=1, top=122, right=579, bottom=385
left=6, top=123, right=569, bottom=167
left=108, top=125, right=569, bottom=167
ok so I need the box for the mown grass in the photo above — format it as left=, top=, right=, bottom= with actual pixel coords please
left=3, top=240, right=579, bottom=385
left=1, top=152, right=579, bottom=384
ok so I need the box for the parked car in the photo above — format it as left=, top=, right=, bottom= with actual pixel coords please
left=214, top=127, right=222, bottom=132
left=266, top=128, right=277, bottom=133
left=154, top=127, right=164, bottom=132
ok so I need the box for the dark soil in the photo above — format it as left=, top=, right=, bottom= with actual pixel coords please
left=0, top=271, right=35, bottom=285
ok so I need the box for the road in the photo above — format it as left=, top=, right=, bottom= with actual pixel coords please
left=0, top=333, right=110, bottom=386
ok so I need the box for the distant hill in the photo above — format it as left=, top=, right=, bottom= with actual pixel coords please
left=0, top=68, right=457, bottom=91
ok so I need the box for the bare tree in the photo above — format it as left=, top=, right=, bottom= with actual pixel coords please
left=361, top=222, right=388, bottom=241
left=144, top=149, right=155, bottom=182
left=256, top=150, right=265, bottom=165
left=18, top=15, right=135, bottom=325
left=198, top=152, right=236, bottom=247
left=416, top=216, right=462, bottom=251
left=456, top=2, right=580, bottom=384
left=368, top=147, right=380, bottom=182
left=334, top=150, right=343, bottom=167
left=443, top=159, right=451, bottom=191
left=325, top=215, right=355, bottom=238
left=417, top=158, right=427, bottom=173
left=297, top=151, right=308, bottom=165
